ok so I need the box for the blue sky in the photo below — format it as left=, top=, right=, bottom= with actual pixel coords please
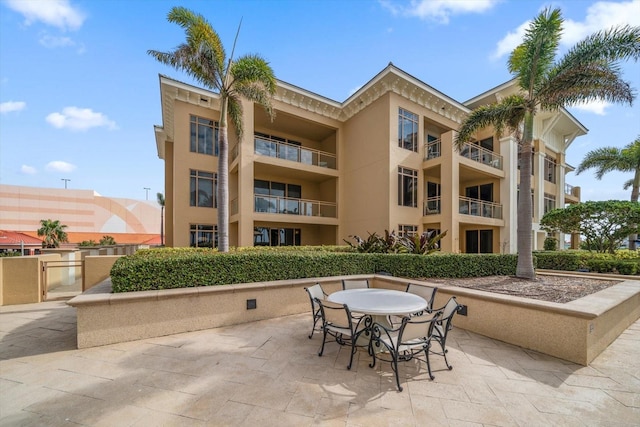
left=1, top=0, right=639, bottom=203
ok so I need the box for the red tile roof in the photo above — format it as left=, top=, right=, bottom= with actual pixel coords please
left=0, top=230, right=43, bottom=246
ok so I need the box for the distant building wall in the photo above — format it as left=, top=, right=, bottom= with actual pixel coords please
left=0, top=184, right=161, bottom=237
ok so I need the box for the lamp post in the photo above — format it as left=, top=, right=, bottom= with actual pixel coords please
left=61, top=178, right=70, bottom=189
left=144, top=187, right=150, bottom=200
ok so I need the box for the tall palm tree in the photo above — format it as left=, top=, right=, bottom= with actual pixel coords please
left=455, top=8, right=639, bottom=279
left=157, top=192, right=165, bottom=246
left=576, top=136, right=640, bottom=250
left=148, top=7, right=277, bottom=252
left=37, top=219, right=69, bottom=248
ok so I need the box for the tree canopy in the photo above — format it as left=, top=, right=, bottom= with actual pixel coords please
left=540, top=201, right=640, bottom=253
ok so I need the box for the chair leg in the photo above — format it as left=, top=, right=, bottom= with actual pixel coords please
left=424, top=346, right=435, bottom=380
left=309, top=314, right=320, bottom=339
left=392, top=353, right=403, bottom=392
left=318, top=329, right=328, bottom=357
left=347, top=338, right=356, bottom=370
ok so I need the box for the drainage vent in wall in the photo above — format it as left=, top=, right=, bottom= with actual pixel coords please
left=247, top=299, right=257, bottom=310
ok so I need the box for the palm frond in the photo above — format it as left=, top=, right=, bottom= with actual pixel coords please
left=623, top=178, right=634, bottom=190
left=575, top=146, right=631, bottom=177
left=229, top=54, right=277, bottom=121
left=167, top=6, right=226, bottom=73
left=539, top=60, right=634, bottom=109
left=508, top=8, right=562, bottom=96
left=454, top=94, right=526, bottom=150
left=227, top=95, right=244, bottom=139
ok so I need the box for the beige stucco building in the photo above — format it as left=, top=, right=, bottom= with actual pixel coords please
left=154, top=63, right=583, bottom=253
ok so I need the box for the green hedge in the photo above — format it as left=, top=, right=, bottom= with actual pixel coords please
left=534, top=250, right=640, bottom=275
left=110, top=249, right=518, bottom=293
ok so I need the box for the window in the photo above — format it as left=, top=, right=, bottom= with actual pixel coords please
left=398, top=166, right=418, bottom=207
left=190, top=224, right=217, bottom=248
left=254, top=180, right=302, bottom=214
left=190, top=115, right=219, bottom=155
left=426, top=182, right=441, bottom=214
left=544, top=155, right=557, bottom=183
left=190, top=170, right=216, bottom=208
left=398, top=108, right=418, bottom=152
left=465, top=183, right=493, bottom=202
left=254, top=227, right=301, bottom=246
left=398, top=225, right=417, bottom=237
left=466, top=229, right=493, bottom=253
left=544, top=193, right=556, bottom=214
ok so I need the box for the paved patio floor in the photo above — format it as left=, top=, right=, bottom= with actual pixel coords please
left=1, top=300, right=639, bottom=426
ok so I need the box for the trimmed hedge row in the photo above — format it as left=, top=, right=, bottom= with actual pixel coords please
left=110, top=249, right=518, bottom=293
left=534, top=251, right=640, bottom=275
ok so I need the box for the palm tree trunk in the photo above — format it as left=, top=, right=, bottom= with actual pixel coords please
left=629, top=170, right=639, bottom=251
left=516, top=112, right=536, bottom=279
left=217, top=98, right=230, bottom=252
left=160, top=206, right=164, bottom=246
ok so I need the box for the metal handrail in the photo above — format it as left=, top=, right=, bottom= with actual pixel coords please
left=423, top=196, right=441, bottom=215
left=254, top=195, right=337, bottom=218
left=254, top=136, right=336, bottom=169
left=424, top=138, right=441, bottom=160
left=460, top=142, right=503, bottom=170
left=458, top=196, right=503, bottom=219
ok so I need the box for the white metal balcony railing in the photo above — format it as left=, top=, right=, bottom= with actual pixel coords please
left=423, top=196, right=441, bottom=215
left=459, top=196, right=503, bottom=219
left=254, top=136, right=336, bottom=169
left=424, top=138, right=441, bottom=160
left=254, top=195, right=337, bottom=218
left=565, top=183, right=578, bottom=198
left=460, top=142, right=503, bottom=170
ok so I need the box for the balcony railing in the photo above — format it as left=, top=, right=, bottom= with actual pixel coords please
left=423, top=196, right=441, bottom=215
left=460, top=143, right=503, bottom=170
left=565, top=183, right=579, bottom=198
left=254, top=136, right=336, bottom=169
left=459, top=196, right=503, bottom=219
left=254, top=195, right=337, bottom=218
left=424, top=138, right=441, bottom=160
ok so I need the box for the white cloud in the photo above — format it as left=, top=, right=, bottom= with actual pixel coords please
left=0, top=101, right=26, bottom=113
left=21, top=165, right=37, bottom=174
left=46, top=107, right=117, bottom=131
left=492, top=1, right=640, bottom=59
left=571, top=100, right=612, bottom=115
left=380, top=0, right=500, bottom=24
left=39, top=34, right=74, bottom=48
left=562, top=1, right=640, bottom=46
left=45, top=161, right=76, bottom=173
left=491, top=21, right=529, bottom=60
left=4, top=0, right=85, bottom=31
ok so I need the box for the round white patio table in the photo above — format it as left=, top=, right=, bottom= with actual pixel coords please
left=328, top=288, right=427, bottom=316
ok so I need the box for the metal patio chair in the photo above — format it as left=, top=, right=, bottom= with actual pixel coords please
left=431, top=296, right=462, bottom=371
left=316, top=298, right=368, bottom=370
left=341, top=278, right=369, bottom=290
left=304, top=283, right=327, bottom=339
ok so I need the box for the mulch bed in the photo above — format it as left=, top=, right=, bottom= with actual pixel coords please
left=424, top=275, right=624, bottom=303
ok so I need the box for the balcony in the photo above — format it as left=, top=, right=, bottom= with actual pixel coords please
left=424, top=138, right=441, bottom=160
left=459, top=197, right=503, bottom=219
left=255, top=136, right=336, bottom=169
left=460, top=143, right=503, bottom=170
left=254, top=195, right=337, bottom=218
left=565, top=183, right=581, bottom=204
left=423, top=197, right=441, bottom=215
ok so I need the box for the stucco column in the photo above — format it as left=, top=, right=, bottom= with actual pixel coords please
left=439, top=131, right=459, bottom=252
left=237, top=99, right=255, bottom=247
left=500, top=136, right=518, bottom=254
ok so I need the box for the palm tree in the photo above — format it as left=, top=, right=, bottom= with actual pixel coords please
left=157, top=192, right=165, bottom=246
left=455, top=8, right=639, bottom=279
left=148, top=7, right=277, bottom=252
left=576, top=136, right=640, bottom=250
left=37, top=219, right=69, bottom=248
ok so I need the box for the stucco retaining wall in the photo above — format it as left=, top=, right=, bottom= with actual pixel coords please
left=67, top=274, right=640, bottom=365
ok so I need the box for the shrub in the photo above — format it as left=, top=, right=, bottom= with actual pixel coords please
left=544, top=237, right=558, bottom=251
left=110, top=248, right=518, bottom=293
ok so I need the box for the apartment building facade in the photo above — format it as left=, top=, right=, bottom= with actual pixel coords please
left=154, top=63, right=584, bottom=253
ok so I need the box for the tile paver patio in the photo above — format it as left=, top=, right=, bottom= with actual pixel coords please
left=1, top=300, right=638, bottom=426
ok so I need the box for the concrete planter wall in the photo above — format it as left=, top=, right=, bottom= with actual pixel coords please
left=67, top=274, right=640, bottom=365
